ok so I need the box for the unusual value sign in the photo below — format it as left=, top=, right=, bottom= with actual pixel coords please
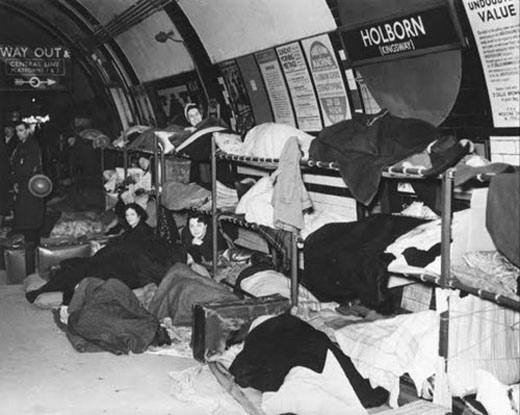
left=0, top=44, right=72, bottom=91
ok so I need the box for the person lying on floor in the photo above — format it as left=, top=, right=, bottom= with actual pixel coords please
left=26, top=203, right=185, bottom=305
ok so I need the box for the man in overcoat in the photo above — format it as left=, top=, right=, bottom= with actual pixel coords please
left=11, top=121, right=44, bottom=243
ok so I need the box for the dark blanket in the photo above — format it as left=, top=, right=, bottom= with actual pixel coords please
left=302, top=214, right=427, bottom=313
left=229, top=313, right=388, bottom=408
left=148, top=263, right=238, bottom=326
left=26, top=223, right=182, bottom=305
left=176, top=118, right=230, bottom=161
left=487, top=172, right=520, bottom=267
left=65, top=278, right=159, bottom=355
left=310, top=112, right=439, bottom=205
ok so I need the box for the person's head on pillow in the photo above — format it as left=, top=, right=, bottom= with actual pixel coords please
left=184, top=103, right=203, bottom=129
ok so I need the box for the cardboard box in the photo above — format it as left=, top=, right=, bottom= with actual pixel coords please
left=192, top=294, right=291, bottom=362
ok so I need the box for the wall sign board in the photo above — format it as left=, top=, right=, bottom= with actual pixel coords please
left=255, top=49, right=296, bottom=127
left=237, top=55, right=273, bottom=125
left=341, top=6, right=460, bottom=65
left=219, top=60, right=255, bottom=134
left=0, top=44, right=72, bottom=91
left=462, top=0, right=519, bottom=128
left=302, top=35, right=351, bottom=126
left=276, top=42, right=322, bottom=131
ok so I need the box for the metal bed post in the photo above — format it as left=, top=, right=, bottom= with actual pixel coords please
left=123, top=147, right=128, bottom=179
left=153, top=137, right=161, bottom=229
left=290, top=231, right=299, bottom=306
left=211, top=134, right=218, bottom=278
left=439, top=168, right=455, bottom=370
left=100, top=148, right=105, bottom=210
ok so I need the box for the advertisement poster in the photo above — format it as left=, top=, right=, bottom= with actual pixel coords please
left=255, top=49, right=296, bottom=127
left=0, top=44, right=72, bottom=90
left=219, top=60, right=255, bottom=134
left=276, top=42, right=322, bottom=131
left=462, top=0, right=519, bottom=128
left=301, top=35, right=351, bottom=126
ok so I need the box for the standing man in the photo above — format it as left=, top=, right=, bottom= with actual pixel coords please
left=10, top=121, right=44, bottom=243
left=0, top=124, right=10, bottom=227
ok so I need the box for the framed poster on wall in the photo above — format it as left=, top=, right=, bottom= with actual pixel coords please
left=276, top=42, right=322, bottom=131
left=462, top=0, right=519, bottom=128
left=255, top=49, right=296, bottom=127
left=301, top=35, right=351, bottom=126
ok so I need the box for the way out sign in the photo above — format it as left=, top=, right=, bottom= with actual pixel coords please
left=0, top=44, right=72, bottom=91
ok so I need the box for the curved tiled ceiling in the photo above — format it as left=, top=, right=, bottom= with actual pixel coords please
left=1, top=0, right=337, bottom=83
left=178, top=0, right=337, bottom=63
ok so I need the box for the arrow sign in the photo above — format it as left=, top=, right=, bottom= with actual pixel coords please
left=13, top=77, right=58, bottom=88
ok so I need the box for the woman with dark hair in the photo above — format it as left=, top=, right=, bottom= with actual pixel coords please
left=181, top=212, right=227, bottom=264
left=26, top=203, right=181, bottom=305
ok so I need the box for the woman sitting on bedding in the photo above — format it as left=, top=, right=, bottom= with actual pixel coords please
left=181, top=212, right=227, bottom=265
left=26, top=203, right=182, bottom=305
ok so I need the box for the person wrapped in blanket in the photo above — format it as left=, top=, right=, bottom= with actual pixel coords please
left=26, top=203, right=186, bottom=305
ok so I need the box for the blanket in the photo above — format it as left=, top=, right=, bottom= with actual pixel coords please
left=310, top=112, right=439, bottom=205
left=65, top=278, right=159, bottom=354
left=148, top=263, right=238, bottom=326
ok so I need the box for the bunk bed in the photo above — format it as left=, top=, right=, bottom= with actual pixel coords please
left=208, top=130, right=519, bottom=412
left=99, top=126, right=167, bottom=228
left=97, top=121, right=518, bottom=413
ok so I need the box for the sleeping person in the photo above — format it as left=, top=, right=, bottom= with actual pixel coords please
left=26, top=203, right=183, bottom=305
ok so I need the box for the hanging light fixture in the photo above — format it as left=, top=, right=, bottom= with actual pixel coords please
left=154, top=30, right=209, bottom=106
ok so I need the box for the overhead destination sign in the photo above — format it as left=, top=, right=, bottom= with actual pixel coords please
left=341, top=6, right=461, bottom=65
left=0, top=44, right=72, bottom=91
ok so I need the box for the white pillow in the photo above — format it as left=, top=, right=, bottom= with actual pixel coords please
left=34, top=292, right=63, bottom=309
left=235, top=176, right=275, bottom=228
left=241, top=123, right=314, bottom=159
left=214, top=131, right=243, bottom=154
left=24, top=273, right=47, bottom=292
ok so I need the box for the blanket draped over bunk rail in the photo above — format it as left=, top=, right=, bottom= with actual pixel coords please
left=308, top=112, right=441, bottom=205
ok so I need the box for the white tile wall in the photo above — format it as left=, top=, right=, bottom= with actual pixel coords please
left=489, top=136, right=520, bottom=165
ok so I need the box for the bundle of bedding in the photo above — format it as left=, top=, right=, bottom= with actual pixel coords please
left=161, top=180, right=238, bottom=212
left=228, top=313, right=389, bottom=414
left=302, top=214, right=427, bottom=312
left=50, top=211, right=109, bottom=238
left=335, top=294, right=520, bottom=407
left=214, top=122, right=315, bottom=159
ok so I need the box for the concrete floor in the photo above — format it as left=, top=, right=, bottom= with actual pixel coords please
left=0, top=283, right=246, bottom=415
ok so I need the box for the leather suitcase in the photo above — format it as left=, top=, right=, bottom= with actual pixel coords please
left=192, top=294, right=291, bottom=362
left=5, top=245, right=35, bottom=284
left=36, top=241, right=92, bottom=280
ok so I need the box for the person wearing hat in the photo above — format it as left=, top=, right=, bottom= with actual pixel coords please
left=184, top=103, right=204, bottom=132
left=10, top=120, right=45, bottom=243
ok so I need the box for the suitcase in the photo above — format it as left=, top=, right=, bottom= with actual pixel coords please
left=192, top=294, right=291, bottom=362
left=5, top=244, right=35, bottom=285
left=0, top=234, right=25, bottom=270
left=36, top=239, right=92, bottom=280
